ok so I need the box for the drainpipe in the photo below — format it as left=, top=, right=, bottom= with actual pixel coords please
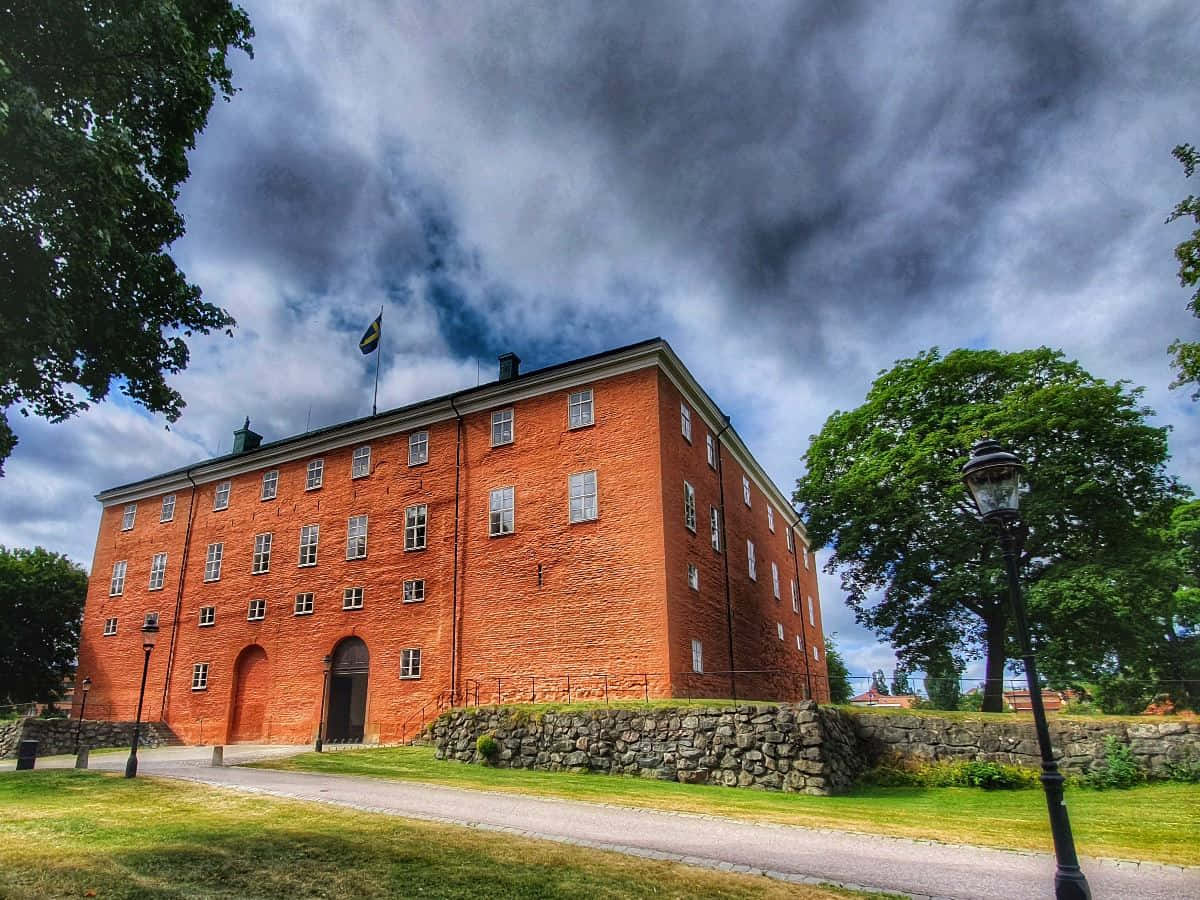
left=714, top=416, right=736, bottom=702
left=790, top=514, right=815, bottom=702
left=449, top=396, right=464, bottom=703
left=159, top=468, right=197, bottom=721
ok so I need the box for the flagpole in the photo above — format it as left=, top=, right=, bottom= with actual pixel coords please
left=372, top=305, right=383, bottom=416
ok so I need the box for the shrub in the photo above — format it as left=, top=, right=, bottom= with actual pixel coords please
left=1163, top=753, right=1200, bottom=784
left=859, top=755, right=1037, bottom=790
left=475, top=732, right=499, bottom=762
left=1082, top=736, right=1145, bottom=789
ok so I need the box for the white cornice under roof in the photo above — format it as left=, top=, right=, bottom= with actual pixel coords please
left=96, top=340, right=808, bottom=547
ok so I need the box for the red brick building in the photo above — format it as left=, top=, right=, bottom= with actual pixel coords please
left=77, top=339, right=827, bottom=745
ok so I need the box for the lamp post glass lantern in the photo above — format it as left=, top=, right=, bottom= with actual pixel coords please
left=74, top=676, right=92, bottom=753
left=961, top=439, right=1090, bottom=900
left=124, top=619, right=159, bottom=778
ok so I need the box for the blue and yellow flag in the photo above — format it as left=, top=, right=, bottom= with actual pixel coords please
left=359, top=314, right=382, bottom=354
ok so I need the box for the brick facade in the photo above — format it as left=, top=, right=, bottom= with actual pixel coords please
left=76, top=340, right=827, bottom=746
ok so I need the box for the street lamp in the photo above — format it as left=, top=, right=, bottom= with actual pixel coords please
left=74, top=677, right=92, bottom=753
left=315, top=654, right=333, bottom=752
left=124, top=618, right=159, bottom=778
left=962, top=439, right=1091, bottom=900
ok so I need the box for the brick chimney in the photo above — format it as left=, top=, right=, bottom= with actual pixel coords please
left=498, top=352, right=521, bottom=382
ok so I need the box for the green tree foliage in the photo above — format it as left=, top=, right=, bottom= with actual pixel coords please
left=1167, top=143, right=1200, bottom=399
left=823, top=635, right=854, bottom=704
left=923, top=649, right=963, bottom=711
left=1033, top=498, right=1200, bottom=711
left=870, top=669, right=890, bottom=694
left=795, top=347, right=1185, bottom=712
left=0, top=2, right=254, bottom=473
left=0, top=546, right=88, bottom=704
left=890, top=665, right=912, bottom=696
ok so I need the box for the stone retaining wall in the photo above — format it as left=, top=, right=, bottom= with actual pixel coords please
left=0, top=717, right=177, bottom=759
left=430, top=703, right=1200, bottom=794
left=852, top=712, right=1200, bottom=777
left=429, top=702, right=870, bottom=795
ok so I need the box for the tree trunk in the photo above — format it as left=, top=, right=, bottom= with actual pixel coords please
left=981, top=607, right=1008, bottom=713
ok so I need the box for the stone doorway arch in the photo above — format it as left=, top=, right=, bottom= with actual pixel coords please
left=326, top=637, right=368, bottom=743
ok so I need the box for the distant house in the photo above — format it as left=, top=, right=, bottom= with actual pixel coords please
left=1003, top=689, right=1064, bottom=712
left=849, top=687, right=919, bottom=708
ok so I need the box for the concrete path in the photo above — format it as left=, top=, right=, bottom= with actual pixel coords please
left=6, top=745, right=1196, bottom=900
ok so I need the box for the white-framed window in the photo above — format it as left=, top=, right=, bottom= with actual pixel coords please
left=710, top=507, right=721, bottom=552
left=813, top=644, right=820, bottom=661
left=346, top=515, right=368, bottom=559
left=343, top=587, right=363, bottom=610
left=252, top=532, right=272, bottom=574
left=121, top=503, right=137, bottom=531
left=405, top=505, right=427, bottom=551
left=568, top=470, right=598, bottom=523
left=403, top=579, right=425, bottom=603
left=213, top=480, right=231, bottom=511
left=103, top=617, right=118, bottom=636
left=298, top=524, right=319, bottom=567
left=791, top=580, right=799, bottom=613
left=771, top=562, right=780, bottom=599
left=680, top=403, right=692, bottom=442
left=247, top=598, right=266, bottom=621
left=808, top=595, right=816, bottom=627
left=409, top=431, right=429, bottom=466
left=400, top=648, right=422, bottom=679
left=199, top=606, right=215, bottom=627
left=148, top=552, right=167, bottom=591
left=777, top=622, right=785, bottom=641
left=109, top=560, right=127, bottom=596
left=203, top=543, right=222, bottom=582
left=786, top=528, right=794, bottom=552
left=747, top=539, right=756, bottom=580
left=768, top=507, right=775, bottom=532
left=706, top=432, right=717, bottom=469
left=742, top=475, right=751, bottom=506
left=687, top=563, right=699, bottom=591
left=489, top=486, right=515, bottom=536
left=683, top=481, right=696, bottom=532
left=352, top=445, right=371, bottom=479
left=192, top=663, right=209, bottom=691
left=491, top=409, right=514, bottom=446
left=691, top=639, right=703, bottom=674
left=160, top=495, right=176, bottom=523
left=804, top=549, right=811, bottom=570
left=306, top=458, right=324, bottom=490
left=261, top=470, right=278, bottom=501
left=294, top=592, right=314, bottom=616
left=568, top=388, right=594, bottom=429
left=796, top=634, right=803, bottom=651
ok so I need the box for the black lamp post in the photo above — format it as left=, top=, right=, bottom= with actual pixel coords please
left=962, top=438, right=1091, bottom=900
left=74, top=677, right=92, bottom=753
left=315, top=654, right=332, bottom=752
left=124, top=618, right=159, bottom=778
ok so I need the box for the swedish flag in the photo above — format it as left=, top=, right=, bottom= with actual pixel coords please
left=359, top=314, right=382, bottom=355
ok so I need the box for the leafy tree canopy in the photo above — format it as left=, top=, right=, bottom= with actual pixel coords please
left=823, top=635, right=854, bottom=704
left=1167, top=143, right=1200, bottom=399
left=795, top=347, right=1187, bottom=712
left=889, top=666, right=912, bottom=696
left=0, top=546, right=88, bottom=704
left=0, top=1, right=254, bottom=473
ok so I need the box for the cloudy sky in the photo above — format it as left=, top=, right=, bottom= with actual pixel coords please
left=3, top=1, right=1199, bottom=683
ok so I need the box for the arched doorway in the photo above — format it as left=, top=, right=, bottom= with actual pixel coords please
left=326, top=637, right=368, bottom=743
left=229, top=645, right=269, bottom=742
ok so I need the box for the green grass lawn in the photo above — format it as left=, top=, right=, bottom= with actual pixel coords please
left=255, top=745, right=1199, bottom=866
left=0, top=771, right=892, bottom=900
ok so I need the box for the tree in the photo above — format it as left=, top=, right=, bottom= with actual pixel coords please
left=870, top=669, right=890, bottom=695
left=823, top=635, right=854, bottom=704
left=1167, top=143, right=1200, bottom=400
left=795, top=347, right=1186, bottom=712
left=0, top=546, right=88, bottom=704
left=889, top=665, right=912, bottom=696
left=922, top=649, right=963, bottom=711
left=0, top=2, right=254, bottom=474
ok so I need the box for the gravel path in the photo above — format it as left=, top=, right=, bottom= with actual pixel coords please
left=7, top=745, right=1196, bottom=900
